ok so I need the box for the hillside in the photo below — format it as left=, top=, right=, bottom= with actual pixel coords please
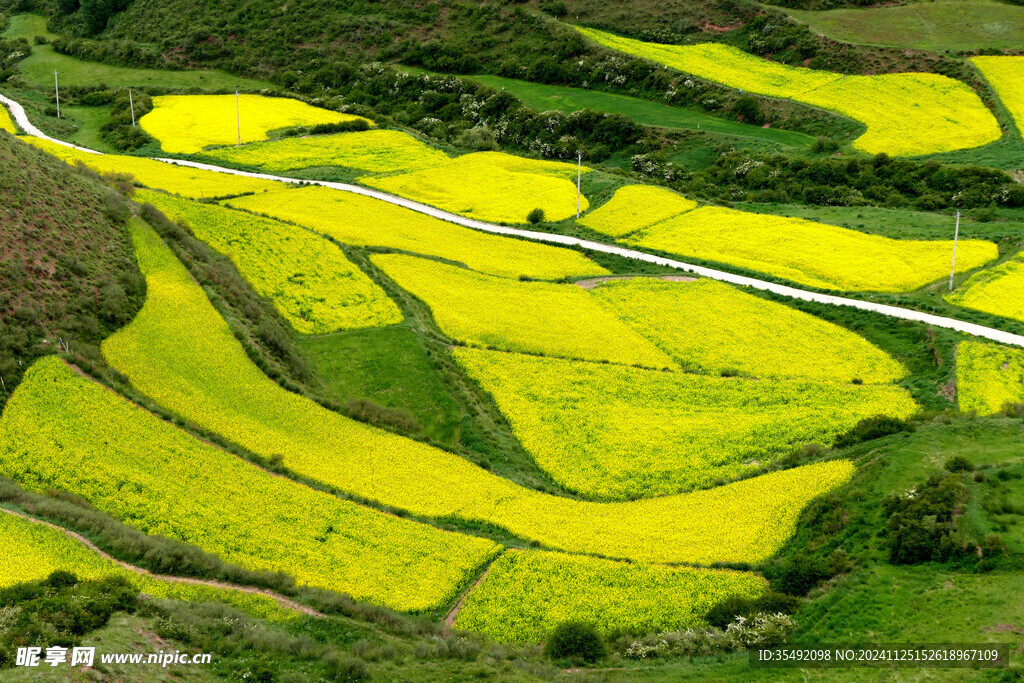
left=0, top=131, right=143, bottom=406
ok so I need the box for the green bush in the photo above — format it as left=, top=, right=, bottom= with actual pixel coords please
left=325, top=653, right=371, bottom=682
left=526, top=208, right=546, bottom=224
left=766, top=553, right=831, bottom=596
left=833, top=415, right=914, bottom=449
left=707, top=591, right=803, bottom=628
left=544, top=621, right=607, bottom=663
left=944, top=455, right=974, bottom=473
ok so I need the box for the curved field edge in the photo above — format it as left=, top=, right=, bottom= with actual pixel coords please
left=452, top=549, right=767, bottom=644
left=0, top=355, right=501, bottom=613
left=0, top=507, right=302, bottom=622
left=101, top=215, right=854, bottom=565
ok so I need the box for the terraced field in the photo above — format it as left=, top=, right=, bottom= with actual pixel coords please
left=957, top=341, right=1024, bottom=416
left=0, top=355, right=500, bottom=612
left=454, top=348, right=915, bottom=499
left=225, top=186, right=608, bottom=279
left=575, top=27, right=1001, bottom=156
left=591, top=278, right=907, bottom=382
left=0, top=510, right=298, bottom=622
left=100, top=219, right=853, bottom=566
left=947, top=254, right=1024, bottom=324
left=0, top=105, right=14, bottom=133
left=370, top=254, right=674, bottom=368
left=453, top=549, right=766, bottom=644
left=204, top=128, right=450, bottom=173
left=971, top=56, right=1024, bottom=134
left=140, top=94, right=371, bottom=154
left=24, top=137, right=282, bottom=198
left=134, top=189, right=402, bottom=333
left=620, top=204, right=997, bottom=292
left=578, top=185, right=697, bottom=237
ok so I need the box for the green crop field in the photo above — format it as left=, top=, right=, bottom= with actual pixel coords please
left=782, top=2, right=1024, bottom=52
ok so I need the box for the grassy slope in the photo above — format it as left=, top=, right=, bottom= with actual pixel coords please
left=0, top=132, right=144, bottom=407
left=4, top=15, right=267, bottom=90
left=439, top=71, right=816, bottom=149
left=783, top=1, right=1024, bottom=52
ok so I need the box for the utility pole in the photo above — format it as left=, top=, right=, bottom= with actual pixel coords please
left=128, top=89, right=136, bottom=127
left=54, top=70, right=60, bottom=118
left=576, top=150, right=582, bottom=220
left=948, top=210, right=960, bottom=291
left=235, top=90, right=241, bottom=146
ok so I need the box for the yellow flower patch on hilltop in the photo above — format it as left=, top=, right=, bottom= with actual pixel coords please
left=575, top=26, right=1001, bottom=156
left=25, top=137, right=281, bottom=199
left=371, top=254, right=674, bottom=368
left=454, top=549, right=766, bottom=644
left=956, top=341, right=1024, bottom=416
left=135, top=190, right=401, bottom=333
left=625, top=206, right=997, bottom=292
left=579, top=185, right=697, bottom=237
left=225, top=186, right=608, bottom=280
left=101, top=219, right=853, bottom=565
left=140, top=94, right=371, bottom=154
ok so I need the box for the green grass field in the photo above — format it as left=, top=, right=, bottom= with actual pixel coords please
left=396, top=66, right=815, bottom=150
left=297, top=326, right=463, bottom=446
left=783, top=1, right=1024, bottom=52
left=5, top=15, right=268, bottom=90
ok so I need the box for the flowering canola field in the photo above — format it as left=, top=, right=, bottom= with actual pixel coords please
left=454, top=549, right=766, bottom=644
left=575, top=27, right=1001, bottom=156
left=0, top=105, right=15, bottom=133
left=101, top=222, right=853, bottom=565
left=956, top=342, right=1024, bottom=416
left=946, top=254, right=1024, bottom=324
left=454, top=348, right=915, bottom=499
left=360, top=151, right=589, bottom=224
left=0, top=356, right=500, bottom=613
left=135, top=189, right=401, bottom=333
left=971, top=56, right=1024, bottom=134
left=203, top=129, right=451, bottom=173
left=25, top=137, right=281, bottom=199
left=625, top=206, right=997, bottom=292
left=0, top=510, right=298, bottom=622
left=579, top=185, right=697, bottom=237
left=370, top=254, right=674, bottom=368
left=592, top=278, right=906, bottom=383
left=140, top=94, right=371, bottom=154
left=225, top=186, right=608, bottom=280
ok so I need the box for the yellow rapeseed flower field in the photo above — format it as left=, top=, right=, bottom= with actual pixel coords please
left=625, top=206, right=997, bottom=292
left=956, top=342, right=1024, bottom=416
left=140, top=94, right=371, bottom=154
left=0, top=356, right=501, bottom=613
left=361, top=151, right=589, bottom=223
left=453, top=348, right=915, bottom=499
left=575, top=27, right=1000, bottom=156
left=135, top=189, right=401, bottom=333
left=579, top=185, right=697, bottom=237
left=371, top=254, right=674, bottom=368
left=454, top=549, right=766, bottom=644
left=203, top=129, right=450, bottom=173
left=947, top=254, right=1024, bottom=324
left=102, top=222, right=854, bottom=565
left=0, top=105, right=15, bottom=133
left=225, top=186, right=608, bottom=279
left=972, top=56, right=1024, bottom=134
left=25, top=137, right=281, bottom=199
left=0, top=510, right=299, bottom=622
left=591, top=278, right=906, bottom=382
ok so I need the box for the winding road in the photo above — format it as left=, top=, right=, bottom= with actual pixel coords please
left=4, top=91, right=1024, bottom=348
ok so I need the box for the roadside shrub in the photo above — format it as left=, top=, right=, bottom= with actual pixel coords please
left=544, top=621, right=607, bottom=663
left=833, top=415, right=914, bottom=449
left=324, top=653, right=371, bottom=682
left=527, top=207, right=546, bottom=224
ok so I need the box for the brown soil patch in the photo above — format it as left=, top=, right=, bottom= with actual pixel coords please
left=443, top=560, right=498, bottom=633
